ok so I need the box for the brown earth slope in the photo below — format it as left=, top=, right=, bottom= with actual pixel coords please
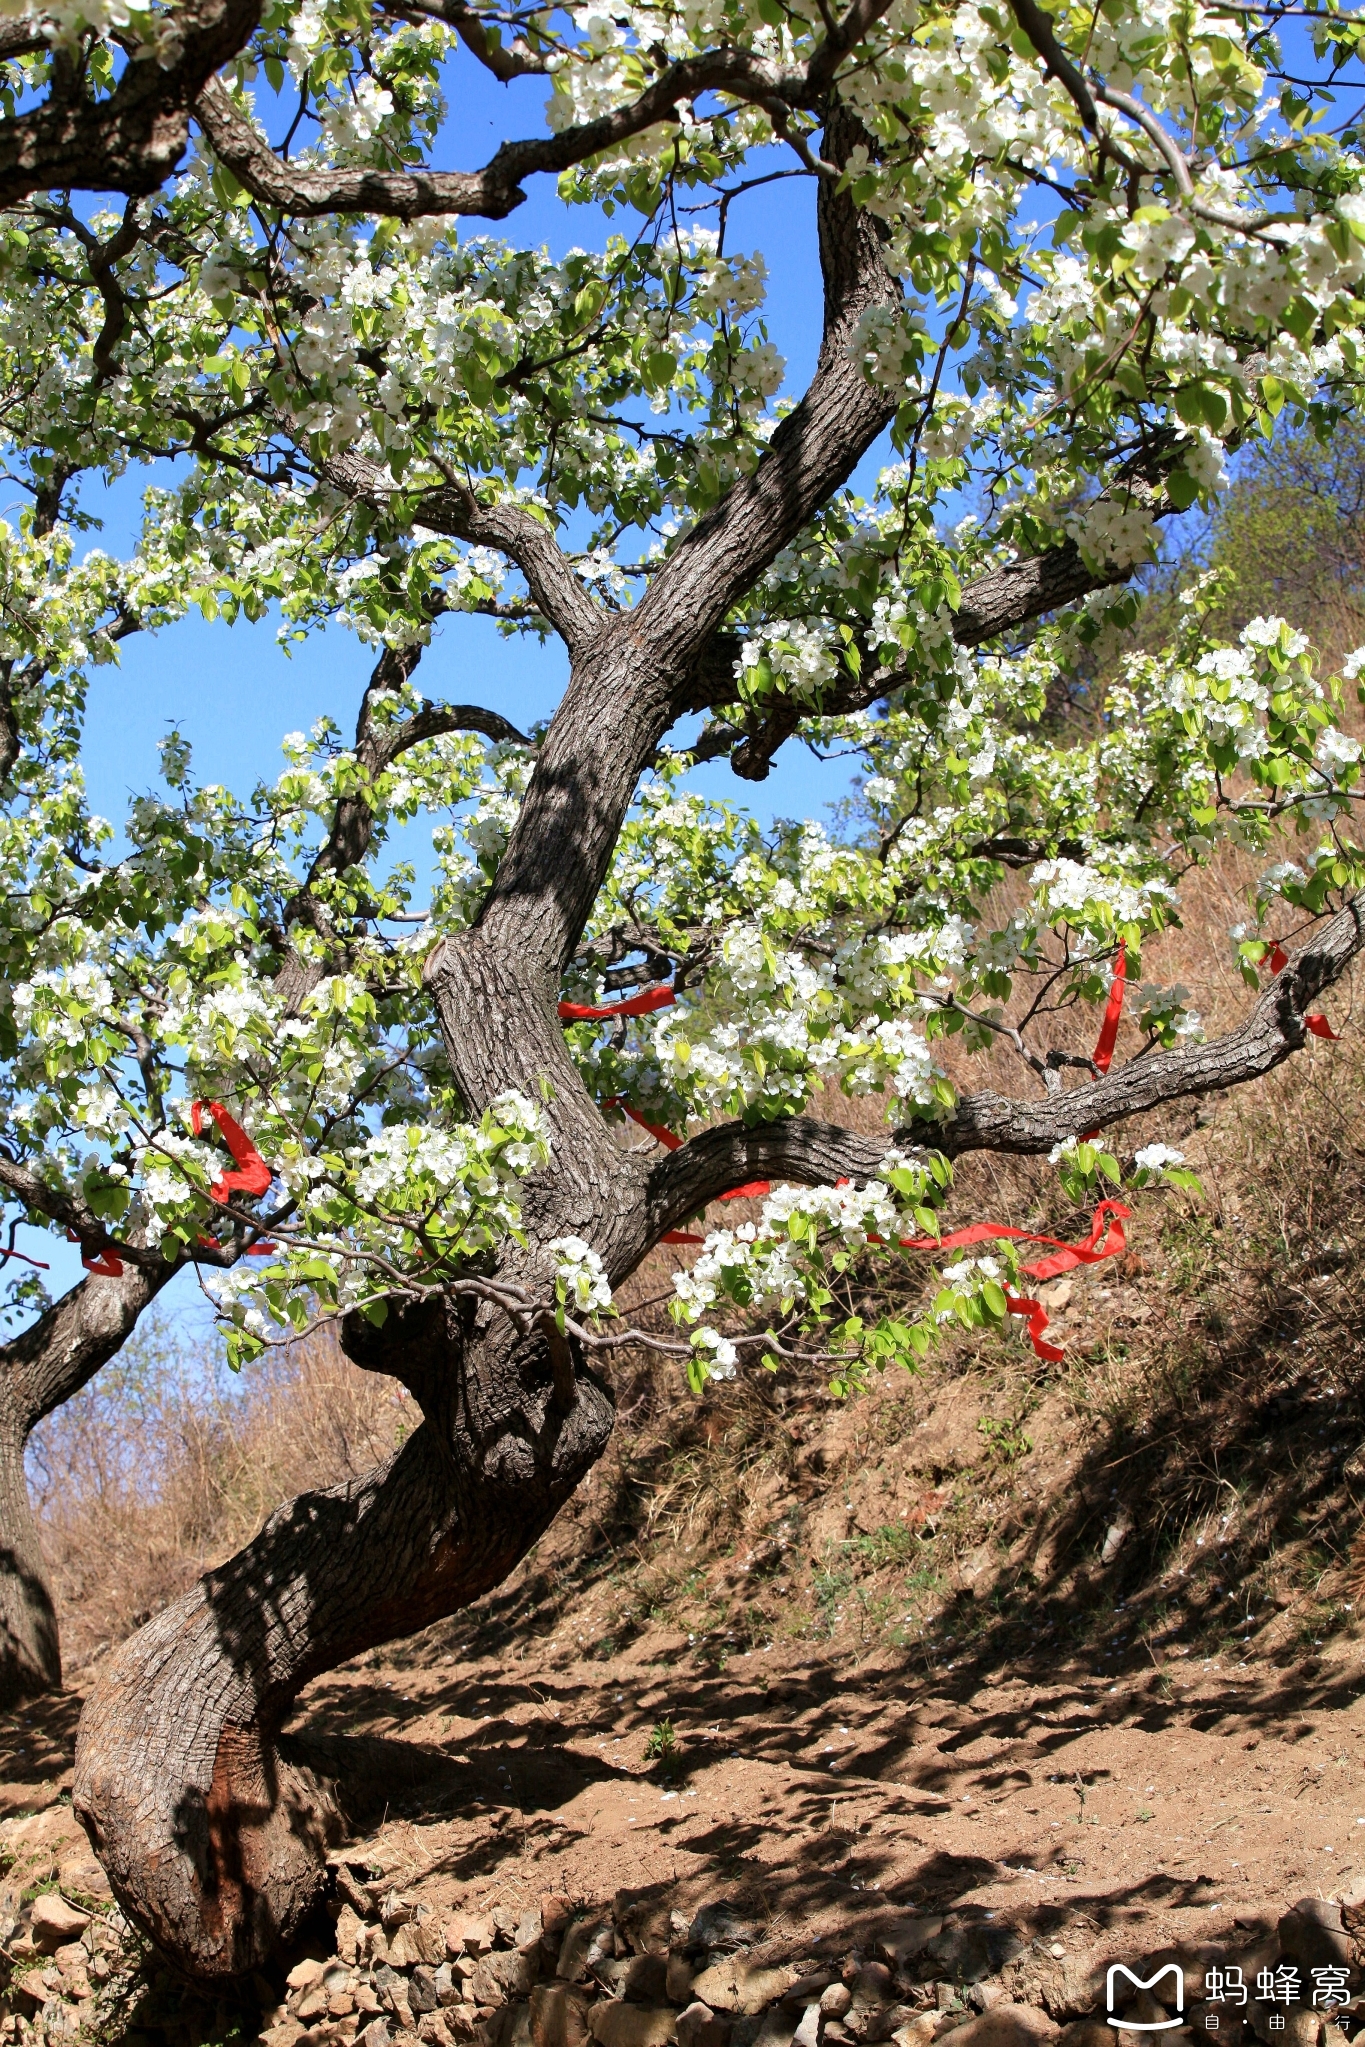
left=4, top=1020, right=1365, bottom=2047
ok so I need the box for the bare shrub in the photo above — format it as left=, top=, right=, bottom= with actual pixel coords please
left=27, top=1319, right=407, bottom=1674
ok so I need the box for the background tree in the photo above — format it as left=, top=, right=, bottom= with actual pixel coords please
left=0, top=0, right=1361, bottom=1984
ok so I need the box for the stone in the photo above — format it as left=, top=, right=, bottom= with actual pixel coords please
left=506, top=2003, right=535, bottom=2047
left=678, top=2005, right=732, bottom=2047
left=297, top=1990, right=330, bottom=2021
left=360, top=2025, right=393, bottom=2047
left=472, top=1952, right=536, bottom=2008
left=1277, top=1905, right=1352, bottom=1982
left=338, top=1909, right=366, bottom=1967
left=29, top=1899, right=91, bottom=1954
left=532, top=1983, right=593, bottom=2047
left=794, top=2010, right=822, bottom=2047
left=1130, top=1950, right=1228, bottom=2010
left=560, top=1920, right=617, bottom=1984
left=923, top=1925, right=1025, bottom=1987
left=616, top=1895, right=676, bottom=1959
left=879, top=1925, right=947, bottom=1972
left=449, top=1919, right=496, bottom=1959
left=589, top=2007, right=679, bottom=2047
left=291, top=1961, right=330, bottom=1993
left=668, top=1955, right=697, bottom=2003
left=384, top=1896, right=418, bottom=1932
left=392, top=1930, right=430, bottom=1970
left=752, top=2015, right=797, bottom=2047
left=625, top=1957, right=671, bottom=2005
left=420, top=2021, right=457, bottom=2047
left=435, top=1966, right=457, bottom=2007
left=691, top=1961, right=798, bottom=2018
left=787, top=1979, right=834, bottom=2009
left=412, top=1972, right=441, bottom=2017
left=689, top=1907, right=761, bottom=1956
left=55, top=1854, right=112, bottom=1904
left=1122, top=1997, right=1173, bottom=2032
left=927, top=2009, right=1057, bottom=2047
left=850, top=1965, right=895, bottom=2033
left=1054, top=2027, right=1115, bottom=2047
left=822, top=1990, right=853, bottom=2020
left=1248, top=2011, right=1319, bottom=2047
left=519, top=1915, right=546, bottom=1953
left=1186, top=2006, right=1244, bottom=2046
left=543, top=1899, right=577, bottom=1938
left=891, top=2018, right=939, bottom=2047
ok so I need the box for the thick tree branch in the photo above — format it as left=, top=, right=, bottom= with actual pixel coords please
left=458, top=107, right=904, bottom=982
left=195, top=58, right=801, bottom=221
left=2, top=1261, right=177, bottom=1432
left=0, top=1158, right=165, bottom=1273
left=0, top=0, right=262, bottom=208
left=278, top=637, right=526, bottom=1007
left=690, top=538, right=1127, bottom=779
left=323, top=455, right=601, bottom=658
left=640, top=896, right=1364, bottom=1245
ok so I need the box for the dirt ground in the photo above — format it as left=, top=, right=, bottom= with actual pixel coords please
left=6, top=1348, right=1365, bottom=2034
left=7, top=1040, right=1365, bottom=2039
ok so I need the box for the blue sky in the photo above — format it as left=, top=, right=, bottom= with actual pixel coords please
left=18, top=70, right=879, bottom=1323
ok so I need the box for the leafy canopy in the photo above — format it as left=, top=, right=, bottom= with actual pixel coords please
left=1, top=0, right=1363, bottom=1384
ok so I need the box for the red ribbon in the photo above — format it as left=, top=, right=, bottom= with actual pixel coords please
left=559, top=984, right=676, bottom=1022
left=1006, top=1292, right=1066, bottom=1363
left=1262, top=942, right=1339, bottom=1038
left=887, top=1196, right=1131, bottom=1275
left=191, top=1100, right=272, bottom=1203
left=1080, top=943, right=1127, bottom=1140
left=872, top=1198, right=1130, bottom=1361
left=67, top=1229, right=122, bottom=1278
left=1092, top=941, right=1126, bottom=1076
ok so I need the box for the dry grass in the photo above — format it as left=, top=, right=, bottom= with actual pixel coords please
left=28, top=1323, right=408, bottom=1673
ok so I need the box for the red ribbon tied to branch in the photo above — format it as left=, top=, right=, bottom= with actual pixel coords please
left=558, top=984, right=677, bottom=1022
left=605, top=1098, right=771, bottom=1242
left=1262, top=941, right=1340, bottom=1038
left=191, top=1100, right=273, bottom=1204
left=884, top=1198, right=1130, bottom=1362
left=66, top=1229, right=122, bottom=1278
left=1092, top=941, right=1126, bottom=1076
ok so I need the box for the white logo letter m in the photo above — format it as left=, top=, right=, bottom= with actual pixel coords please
left=1106, top=1964, right=1184, bottom=2030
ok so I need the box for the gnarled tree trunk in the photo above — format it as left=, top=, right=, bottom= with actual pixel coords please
left=74, top=1291, right=616, bottom=1978
left=0, top=1265, right=173, bottom=1707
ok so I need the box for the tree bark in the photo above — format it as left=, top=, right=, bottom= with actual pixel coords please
left=0, top=1371, right=58, bottom=1702
left=0, top=1262, right=175, bottom=1707
left=73, top=1292, right=615, bottom=1978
